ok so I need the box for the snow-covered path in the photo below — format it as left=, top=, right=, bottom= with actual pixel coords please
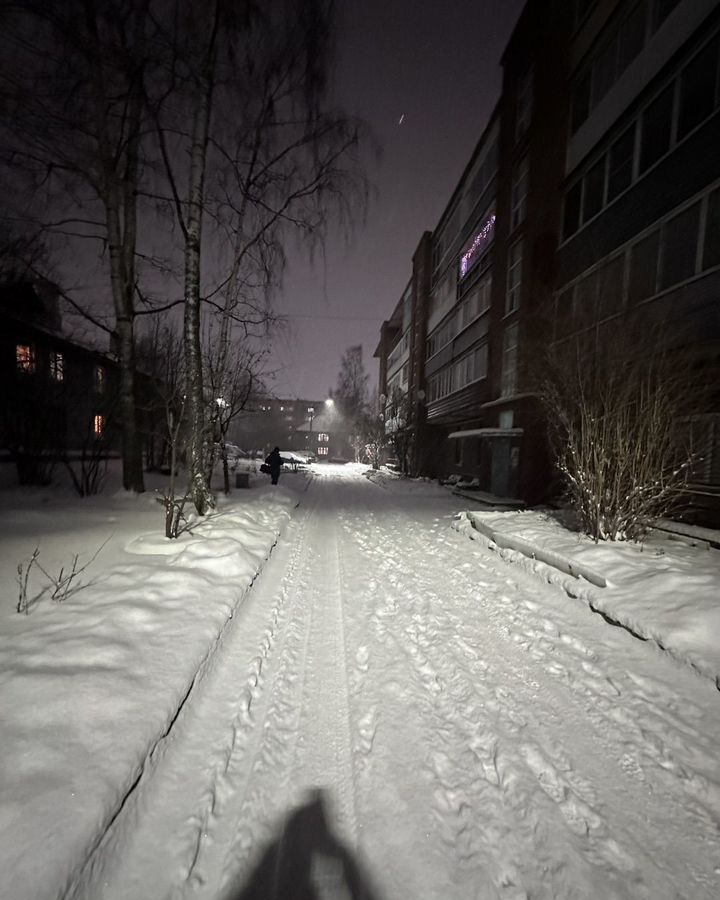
left=71, top=468, right=720, bottom=900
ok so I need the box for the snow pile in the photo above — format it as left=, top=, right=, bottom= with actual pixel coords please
left=454, top=508, right=720, bottom=686
left=0, top=477, right=300, bottom=900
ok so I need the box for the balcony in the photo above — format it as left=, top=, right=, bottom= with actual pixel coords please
left=387, top=328, right=411, bottom=375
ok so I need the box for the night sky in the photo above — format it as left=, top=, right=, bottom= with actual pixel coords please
left=270, top=0, right=525, bottom=400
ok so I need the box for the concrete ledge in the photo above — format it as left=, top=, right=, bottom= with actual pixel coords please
left=465, top=512, right=608, bottom=588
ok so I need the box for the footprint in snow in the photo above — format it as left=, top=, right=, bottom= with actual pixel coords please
left=355, top=645, right=369, bottom=673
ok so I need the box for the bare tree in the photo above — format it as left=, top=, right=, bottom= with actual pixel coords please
left=136, top=319, right=191, bottom=538
left=385, top=386, right=414, bottom=475
left=539, top=318, right=705, bottom=541
left=145, top=0, right=366, bottom=515
left=334, top=344, right=370, bottom=434
left=0, top=0, right=152, bottom=492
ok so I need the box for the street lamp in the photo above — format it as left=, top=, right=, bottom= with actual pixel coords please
left=307, top=406, right=315, bottom=452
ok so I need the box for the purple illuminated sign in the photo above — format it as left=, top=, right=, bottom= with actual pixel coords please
left=459, top=212, right=496, bottom=279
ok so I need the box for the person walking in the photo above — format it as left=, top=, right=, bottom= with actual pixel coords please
left=265, top=446, right=284, bottom=485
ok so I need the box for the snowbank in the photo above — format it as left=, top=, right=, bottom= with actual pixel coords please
left=0, top=473, right=303, bottom=900
left=453, top=508, right=720, bottom=687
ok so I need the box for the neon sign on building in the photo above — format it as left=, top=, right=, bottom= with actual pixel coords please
left=459, top=211, right=496, bottom=279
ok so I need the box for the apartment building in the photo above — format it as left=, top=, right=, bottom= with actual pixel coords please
left=376, top=0, right=720, bottom=520
left=556, top=0, right=720, bottom=520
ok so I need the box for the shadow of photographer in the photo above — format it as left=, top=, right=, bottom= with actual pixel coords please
left=225, top=789, right=381, bottom=900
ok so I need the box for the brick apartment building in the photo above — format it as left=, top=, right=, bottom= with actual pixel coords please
left=376, top=0, right=720, bottom=522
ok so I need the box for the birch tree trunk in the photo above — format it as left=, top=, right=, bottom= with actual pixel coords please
left=183, top=11, right=218, bottom=516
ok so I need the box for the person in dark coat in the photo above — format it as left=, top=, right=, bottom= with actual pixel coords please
left=265, top=446, right=284, bottom=485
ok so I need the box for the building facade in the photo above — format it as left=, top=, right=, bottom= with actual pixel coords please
left=1, top=282, right=122, bottom=484
left=376, top=0, right=720, bottom=521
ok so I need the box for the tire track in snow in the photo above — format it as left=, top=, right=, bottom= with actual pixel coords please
left=181, top=499, right=319, bottom=896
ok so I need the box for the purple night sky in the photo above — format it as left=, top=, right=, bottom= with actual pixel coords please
left=270, top=0, right=525, bottom=400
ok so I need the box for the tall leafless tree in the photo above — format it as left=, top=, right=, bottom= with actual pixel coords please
left=0, top=0, right=153, bottom=492
left=148, top=0, right=367, bottom=514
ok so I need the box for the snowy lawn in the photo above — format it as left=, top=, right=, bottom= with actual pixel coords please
left=0, top=464, right=304, bottom=899
left=454, top=506, right=720, bottom=686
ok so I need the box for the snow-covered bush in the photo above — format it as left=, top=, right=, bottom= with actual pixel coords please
left=540, top=320, right=704, bottom=542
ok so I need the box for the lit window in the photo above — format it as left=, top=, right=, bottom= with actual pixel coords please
left=93, top=414, right=105, bottom=437
left=280, top=406, right=284, bottom=411
left=317, top=446, right=329, bottom=455
left=94, top=365, right=106, bottom=393
left=459, top=209, right=496, bottom=279
left=318, top=433, right=329, bottom=442
left=506, top=241, right=523, bottom=314
left=49, top=351, right=64, bottom=381
left=16, top=344, right=35, bottom=372
left=307, top=407, right=315, bottom=413
left=510, top=157, right=528, bottom=229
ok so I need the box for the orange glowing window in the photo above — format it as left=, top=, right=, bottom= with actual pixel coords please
left=16, top=344, right=35, bottom=372
left=93, top=414, right=105, bottom=437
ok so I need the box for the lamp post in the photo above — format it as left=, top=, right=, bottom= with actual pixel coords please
left=308, top=407, right=315, bottom=453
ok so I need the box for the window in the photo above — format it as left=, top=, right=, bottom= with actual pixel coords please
left=652, top=0, right=681, bottom=33
left=703, top=188, right=720, bottom=270
left=427, top=365, right=456, bottom=403
left=660, top=202, right=700, bottom=289
left=511, top=157, right=529, bottom=229
left=583, top=157, right=606, bottom=222
left=307, top=407, right=315, bottom=413
left=501, top=323, right=519, bottom=396
left=686, top=415, right=720, bottom=484
left=477, top=273, right=492, bottom=315
left=563, top=182, right=582, bottom=240
left=317, top=433, right=329, bottom=442
left=93, top=414, right=105, bottom=438
left=677, top=36, right=719, bottom=141
left=459, top=209, right=496, bottom=279
left=506, top=241, right=523, bottom=314
left=317, top=446, right=329, bottom=456
left=515, top=68, right=533, bottom=139
left=639, top=84, right=674, bottom=173
left=94, top=365, right=106, bottom=393
left=597, top=255, right=625, bottom=316
left=629, top=230, right=660, bottom=302
left=453, top=345, right=488, bottom=391
left=16, top=343, right=35, bottom=373
left=607, top=126, right=635, bottom=201
left=499, top=410, right=514, bottom=429
left=49, top=351, right=64, bottom=381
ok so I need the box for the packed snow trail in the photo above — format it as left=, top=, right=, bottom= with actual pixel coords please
left=71, top=467, right=720, bottom=900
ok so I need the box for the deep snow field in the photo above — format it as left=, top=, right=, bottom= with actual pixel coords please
left=1, top=462, right=719, bottom=900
